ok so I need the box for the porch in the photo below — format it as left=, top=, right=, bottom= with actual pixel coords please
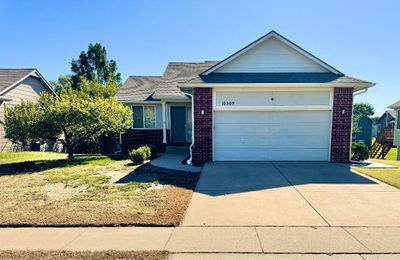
left=120, top=101, right=192, bottom=152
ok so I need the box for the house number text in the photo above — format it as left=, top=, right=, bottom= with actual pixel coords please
left=221, top=101, right=235, bottom=106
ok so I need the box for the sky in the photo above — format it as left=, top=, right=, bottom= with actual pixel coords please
left=0, top=0, right=399, bottom=115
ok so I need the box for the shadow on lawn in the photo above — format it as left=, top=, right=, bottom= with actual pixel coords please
left=116, top=163, right=200, bottom=190
left=0, top=154, right=129, bottom=176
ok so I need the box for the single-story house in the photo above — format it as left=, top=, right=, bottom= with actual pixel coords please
left=388, top=100, right=400, bottom=160
left=0, top=69, right=56, bottom=152
left=116, top=30, right=375, bottom=164
left=352, top=111, right=373, bottom=148
left=376, top=110, right=396, bottom=135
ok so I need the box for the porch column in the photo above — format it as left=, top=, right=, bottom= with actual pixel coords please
left=162, top=101, right=167, bottom=143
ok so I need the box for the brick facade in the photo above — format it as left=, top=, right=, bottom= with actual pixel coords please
left=121, top=129, right=170, bottom=152
left=192, top=88, right=213, bottom=165
left=330, top=87, right=354, bottom=162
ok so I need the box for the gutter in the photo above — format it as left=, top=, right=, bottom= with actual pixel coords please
left=353, top=88, right=368, bottom=96
left=185, top=92, right=195, bottom=165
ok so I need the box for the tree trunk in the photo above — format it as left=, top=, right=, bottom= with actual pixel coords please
left=66, top=145, right=74, bottom=160
left=67, top=149, right=74, bottom=160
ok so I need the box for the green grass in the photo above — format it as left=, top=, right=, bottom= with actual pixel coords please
left=354, top=155, right=400, bottom=189
left=384, top=147, right=398, bottom=161
left=0, top=152, right=198, bottom=226
left=0, top=151, right=66, bottom=164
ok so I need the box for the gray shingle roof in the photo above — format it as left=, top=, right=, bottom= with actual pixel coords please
left=115, top=76, right=164, bottom=101
left=0, top=69, right=35, bottom=93
left=116, top=61, right=218, bottom=101
left=117, top=61, right=373, bottom=101
left=183, top=73, right=373, bottom=85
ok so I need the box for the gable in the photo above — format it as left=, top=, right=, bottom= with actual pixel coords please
left=2, top=76, right=49, bottom=102
left=214, top=36, right=330, bottom=73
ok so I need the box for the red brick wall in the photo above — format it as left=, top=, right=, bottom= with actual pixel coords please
left=330, top=87, right=353, bottom=162
left=121, top=129, right=170, bottom=152
left=192, top=88, right=213, bottom=165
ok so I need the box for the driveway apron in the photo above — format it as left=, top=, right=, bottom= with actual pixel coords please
left=182, top=161, right=400, bottom=227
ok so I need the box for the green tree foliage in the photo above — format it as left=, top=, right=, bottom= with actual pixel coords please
left=79, top=78, right=120, bottom=98
left=70, top=43, right=121, bottom=89
left=353, top=113, right=362, bottom=134
left=354, top=102, right=375, bottom=116
left=4, top=90, right=132, bottom=160
left=49, top=75, right=73, bottom=94
left=4, top=101, right=43, bottom=149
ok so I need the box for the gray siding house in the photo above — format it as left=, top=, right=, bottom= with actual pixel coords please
left=0, top=69, right=56, bottom=152
left=116, top=31, right=374, bottom=164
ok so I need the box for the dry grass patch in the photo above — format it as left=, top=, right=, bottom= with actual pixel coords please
left=0, top=250, right=167, bottom=260
left=0, top=152, right=199, bottom=226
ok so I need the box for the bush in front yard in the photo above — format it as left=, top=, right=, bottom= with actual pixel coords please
left=149, top=145, right=158, bottom=159
left=351, top=142, right=370, bottom=161
left=141, top=145, right=152, bottom=159
left=129, top=145, right=154, bottom=165
left=129, top=148, right=147, bottom=165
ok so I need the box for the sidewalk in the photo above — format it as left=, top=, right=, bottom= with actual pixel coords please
left=1, top=226, right=400, bottom=254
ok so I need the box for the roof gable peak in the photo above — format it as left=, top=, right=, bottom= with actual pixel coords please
left=201, top=30, right=342, bottom=75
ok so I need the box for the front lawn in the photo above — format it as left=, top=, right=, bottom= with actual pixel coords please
left=0, top=152, right=199, bottom=226
left=354, top=157, right=400, bottom=189
left=0, top=250, right=167, bottom=260
left=385, top=147, right=398, bottom=161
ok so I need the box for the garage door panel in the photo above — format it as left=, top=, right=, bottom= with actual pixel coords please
left=214, top=111, right=331, bottom=161
left=216, top=147, right=329, bottom=161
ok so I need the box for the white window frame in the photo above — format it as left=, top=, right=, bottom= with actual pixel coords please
left=131, top=105, right=157, bottom=129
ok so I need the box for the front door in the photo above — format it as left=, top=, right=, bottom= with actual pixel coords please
left=171, top=106, right=187, bottom=143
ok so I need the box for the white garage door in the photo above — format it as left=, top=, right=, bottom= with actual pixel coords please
left=214, top=111, right=331, bottom=161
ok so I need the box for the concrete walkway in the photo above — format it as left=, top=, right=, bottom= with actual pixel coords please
left=1, top=226, right=400, bottom=254
left=149, top=146, right=202, bottom=173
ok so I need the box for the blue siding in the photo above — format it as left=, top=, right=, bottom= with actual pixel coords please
left=353, top=115, right=373, bottom=148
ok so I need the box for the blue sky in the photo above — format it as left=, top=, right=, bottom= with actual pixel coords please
left=1, top=0, right=399, bottom=115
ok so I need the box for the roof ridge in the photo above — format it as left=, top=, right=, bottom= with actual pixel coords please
left=0, top=68, right=36, bottom=70
left=128, top=75, right=162, bottom=78
left=167, top=61, right=219, bottom=65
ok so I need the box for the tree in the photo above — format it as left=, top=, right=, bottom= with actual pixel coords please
left=354, top=102, right=375, bottom=116
left=4, top=90, right=132, bottom=160
left=49, top=75, right=72, bottom=94
left=4, top=101, right=43, bottom=149
left=70, top=43, right=121, bottom=89
left=79, top=78, right=120, bottom=98
left=353, top=113, right=362, bottom=134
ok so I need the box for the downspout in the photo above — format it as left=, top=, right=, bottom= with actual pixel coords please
left=350, top=87, right=368, bottom=163
left=185, top=92, right=195, bottom=165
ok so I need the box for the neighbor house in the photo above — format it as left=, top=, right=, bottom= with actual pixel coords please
left=389, top=100, right=400, bottom=160
left=353, top=111, right=373, bottom=148
left=0, top=69, right=56, bottom=152
left=116, top=31, right=375, bottom=164
left=376, top=110, right=396, bottom=134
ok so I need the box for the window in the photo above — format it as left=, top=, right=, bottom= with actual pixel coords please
left=132, top=105, right=156, bottom=128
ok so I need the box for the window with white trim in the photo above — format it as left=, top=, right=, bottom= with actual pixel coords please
left=132, top=105, right=156, bottom=129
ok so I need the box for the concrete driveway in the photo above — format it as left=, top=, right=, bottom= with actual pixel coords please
left=182, top=162, right=400, bottom=227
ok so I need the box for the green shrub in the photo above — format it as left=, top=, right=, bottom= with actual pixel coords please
left=129, top=149, right=147, bottom=165
left=149, top=145, right=158, bottom=159
left=140, top=145, right=151, bottom=159
left=351, top=142, right=370, bottom=161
